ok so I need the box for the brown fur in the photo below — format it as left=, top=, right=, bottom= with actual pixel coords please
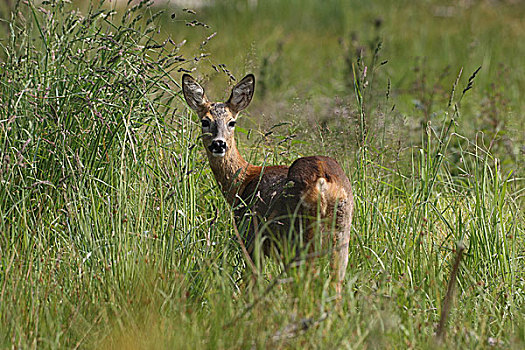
left=182, top=74, right=354, bottom=296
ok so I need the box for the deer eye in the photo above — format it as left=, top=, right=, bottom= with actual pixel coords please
left=201, top=120, right=210, bottom=128
left=228, top=121, right=236, bottom=128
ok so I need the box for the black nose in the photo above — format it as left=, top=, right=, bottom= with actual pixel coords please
left=209, top=140, right=227, bottom=153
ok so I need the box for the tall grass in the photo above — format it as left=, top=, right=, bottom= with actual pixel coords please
left=166, top=0, right=525, bottom=173
left=0, top=0, right=523, bottom=349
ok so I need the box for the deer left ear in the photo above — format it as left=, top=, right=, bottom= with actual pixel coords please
left=227, top=74, right=255, bottom=113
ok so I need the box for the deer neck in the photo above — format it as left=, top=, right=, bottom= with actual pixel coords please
left=206, top=140, right=253, bottom=205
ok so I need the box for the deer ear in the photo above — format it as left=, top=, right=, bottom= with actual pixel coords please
left=182, top=74, right=208, bottom=112
left=227, top=74, right=255, bottom=113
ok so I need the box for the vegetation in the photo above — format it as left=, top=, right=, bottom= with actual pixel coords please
left=0, top=0, right=523, bottom=348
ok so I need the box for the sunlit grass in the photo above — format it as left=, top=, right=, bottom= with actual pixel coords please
left=0, top=0, right=523, bottom=349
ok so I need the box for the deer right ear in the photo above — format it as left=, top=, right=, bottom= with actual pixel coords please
left=227, top=74, right=255, bottom=113
left=182, top=74, right=208, bottom=112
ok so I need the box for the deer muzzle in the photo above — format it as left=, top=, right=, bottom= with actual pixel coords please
left=209, top=139, right=227, bottom=157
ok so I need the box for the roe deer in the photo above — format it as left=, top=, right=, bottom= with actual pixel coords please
left=182, top=73, right=354, bottom=295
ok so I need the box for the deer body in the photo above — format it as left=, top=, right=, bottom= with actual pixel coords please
left=182, top=74, right=354, bottom=295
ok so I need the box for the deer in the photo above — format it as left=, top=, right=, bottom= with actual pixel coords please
left=181, top=73, right=354, bottom=296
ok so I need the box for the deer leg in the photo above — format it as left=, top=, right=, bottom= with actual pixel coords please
left=330, top=228, right=350, bottom=298
left=233, top=218, right=258, bottom=287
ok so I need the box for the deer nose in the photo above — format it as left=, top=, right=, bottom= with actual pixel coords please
left=209, top=139, right=227, bottom=153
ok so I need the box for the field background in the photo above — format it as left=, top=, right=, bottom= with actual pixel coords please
left=1, top=0, right=524, bottom=348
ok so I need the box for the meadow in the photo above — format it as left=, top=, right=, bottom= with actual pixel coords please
left=0, top=0, right=524, bottom=348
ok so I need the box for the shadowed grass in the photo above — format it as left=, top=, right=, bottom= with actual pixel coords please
left=0, top=0, right=523, bottom=349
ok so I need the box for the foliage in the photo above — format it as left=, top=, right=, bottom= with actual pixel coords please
left=0, top=0, right=523, bottom=349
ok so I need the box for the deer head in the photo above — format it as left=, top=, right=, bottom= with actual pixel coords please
left=182, top=74, right=255, bottom=158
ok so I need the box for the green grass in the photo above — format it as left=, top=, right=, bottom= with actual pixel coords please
left=167, top=0, right=524, bottom=169
left=0, top=0, right=523, bottom=349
